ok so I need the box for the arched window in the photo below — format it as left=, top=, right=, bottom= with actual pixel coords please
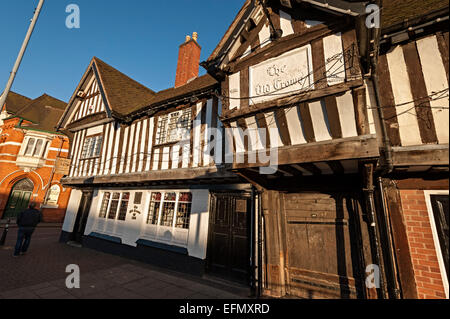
left=33, top=139, right=44, bottom=157
left=25, top=138, right=36, bottom=155
left=13, top=178, right=34, bottom=192
left=46, top=185, right=61, bottom=206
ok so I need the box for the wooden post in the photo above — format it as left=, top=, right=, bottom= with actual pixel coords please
left=261, top=190, right=286, bottom=297
left=381, top=178, right=419, bottom=299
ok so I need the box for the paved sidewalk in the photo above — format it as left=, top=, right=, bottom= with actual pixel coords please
left=0, top=227, right=251, bottom=299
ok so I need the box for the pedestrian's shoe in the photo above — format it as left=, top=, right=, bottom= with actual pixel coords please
left=20, top=252, right=27, bottom=256
left=12, top=254, right=20, bottom=258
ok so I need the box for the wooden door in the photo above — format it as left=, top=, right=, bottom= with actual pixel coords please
left=430, top=195, right=449, bottom=281
left=4, top=179, right=34, bottom=219
left=282, top=192, right=367, bottom=299
left=207, top=192, right=251, bottom=283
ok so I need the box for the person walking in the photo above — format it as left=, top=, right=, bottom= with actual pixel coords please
left=14, top=202, right=42, bottom=257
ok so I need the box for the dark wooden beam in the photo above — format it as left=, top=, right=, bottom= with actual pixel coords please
left=220, top=79, right=364, bottom=123
left=61, top=167, right=239, bottom=186
left=392, top=146, right=449, bottom=166
left=232, top=135, right=379, bottom=169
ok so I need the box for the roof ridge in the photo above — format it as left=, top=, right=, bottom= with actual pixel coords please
left=93, top=56, right=156, bottom=95
left=15, top=93, right=67, bottom=115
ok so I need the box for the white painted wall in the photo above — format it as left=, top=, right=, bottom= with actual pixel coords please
left=416, top=36, right=449, bottom=145
left=83, top=188, right=211, bottom=260
left=387, top=45, right=422, bottom=146
left=187, top=189, right=210, bottom=259
left=62, top=189, right=83, bottom=233
left=229, top=72, right=241, bottom=110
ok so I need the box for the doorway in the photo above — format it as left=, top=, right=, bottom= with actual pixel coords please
left=281, top=192, right=368, bottom=299
left=3, top=179, right=34, bottom=219
left=206, top=192, right=251, bottom=284
left=72, top=190, right=94, bottom=243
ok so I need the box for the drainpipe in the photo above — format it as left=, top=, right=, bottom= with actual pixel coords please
left=363, top=163, right=386, bottom=298
left=366, top=0, right=400, bottom=299
left=249, top=186, right=256, bottom=296
left=257, top=191, right=264, bottom=298
left=369, top=0, right=394, bottom=175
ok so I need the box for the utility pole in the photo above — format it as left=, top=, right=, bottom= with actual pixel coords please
left=0, top=0, right=45, bottom=108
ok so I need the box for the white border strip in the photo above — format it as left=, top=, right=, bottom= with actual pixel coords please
left=424, top=190, right=449, bottom=298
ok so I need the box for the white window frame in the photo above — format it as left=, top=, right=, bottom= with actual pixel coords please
left=424, top=190, right=449, bottom=298
left=81, top=135, right=103, bottom=159
left=146, top=191, right=192, bottom=230
left=98, top=191, right=130, bottom=222
left=19, top=134, right=52, bottom=159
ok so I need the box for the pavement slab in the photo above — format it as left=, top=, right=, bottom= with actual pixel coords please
left=0, top=227, right=251, bottom=300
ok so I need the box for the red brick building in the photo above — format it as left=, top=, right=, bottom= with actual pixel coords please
left=0, top=91, right=71, bottom=222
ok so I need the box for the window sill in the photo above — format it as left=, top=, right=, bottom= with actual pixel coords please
left=41, top=204, right=59, bottom=209
left=16, top=156, right=46, bottom=169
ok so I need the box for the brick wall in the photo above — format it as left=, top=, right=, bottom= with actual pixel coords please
left=0, top=117, right=71, bottom=223
left=400, top=190, right=447, bottom=299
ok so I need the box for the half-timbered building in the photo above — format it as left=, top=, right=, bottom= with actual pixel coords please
left=202, top=0, right=449, bottom=299
left=374, top=0, right=449, bottom=299
left=57, top=0, right=448, bottom=299
left=58, top=35, right=254, bottom=280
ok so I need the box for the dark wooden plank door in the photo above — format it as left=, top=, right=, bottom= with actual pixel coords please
left=282, top=192, right=367, bottom=299
left=430, top=195, right=449, bottom=281
left=4, top=191, right=32, bottom=219
left=207, top=192, right=251, bottom=283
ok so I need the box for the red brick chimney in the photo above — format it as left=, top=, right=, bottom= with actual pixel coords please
left=175, top=32, right=201, bottom=88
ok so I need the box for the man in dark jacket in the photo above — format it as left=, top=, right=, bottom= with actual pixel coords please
left=14, top=202, right=42, bottom=257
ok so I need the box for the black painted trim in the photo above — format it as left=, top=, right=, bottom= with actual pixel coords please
left=81, top=235, right=205, bottom=276
left=89, top=232, right=122, bottom=244
left=136, top=239, right=188, bottom=255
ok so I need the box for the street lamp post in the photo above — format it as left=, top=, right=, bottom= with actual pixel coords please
left=0, top=0, right=45, bottom=108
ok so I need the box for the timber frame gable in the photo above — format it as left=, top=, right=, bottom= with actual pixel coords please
left=58, top=56, right=237, bottom=187
left=202, top=0, right=378, bottom=177
left=58, top=59, right=111, bottom=132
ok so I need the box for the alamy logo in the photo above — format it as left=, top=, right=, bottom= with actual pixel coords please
left=176, top=122, right=279, bottom=175
left=66, top=4, right=80, bottom=29
left=366, top=4, right=381, bottom=29
left=365, top=264, right=380, bottom=289
left=66, top=264, right=80, bottom=289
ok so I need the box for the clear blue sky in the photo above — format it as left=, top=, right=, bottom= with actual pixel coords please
left=0, top=0, right=243, bottom=102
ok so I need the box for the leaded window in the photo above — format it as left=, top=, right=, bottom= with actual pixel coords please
left=108, top=192, right=120, bottom=220
left=176, top=192, right=192, bottom=229
left=81, top=135, right=103, bottom=159
left=117, top=192, right=130, bottom=221
left=147, top=192, right=161, bottom=225
left=146, top=191, right=192, bottom=230
left=155, top=108, right=191, bottom=145
left=99, top=192, right=111, bottom=218
left=160, top=192, right=176, bottom=227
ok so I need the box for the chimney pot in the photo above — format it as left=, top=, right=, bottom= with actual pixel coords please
left=192, top=32, right=198, bottom=42
left=186, top=35, right=191, bottom=42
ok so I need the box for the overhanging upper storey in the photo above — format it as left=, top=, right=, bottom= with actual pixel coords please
left=202, top=0, right=379, bottom=176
